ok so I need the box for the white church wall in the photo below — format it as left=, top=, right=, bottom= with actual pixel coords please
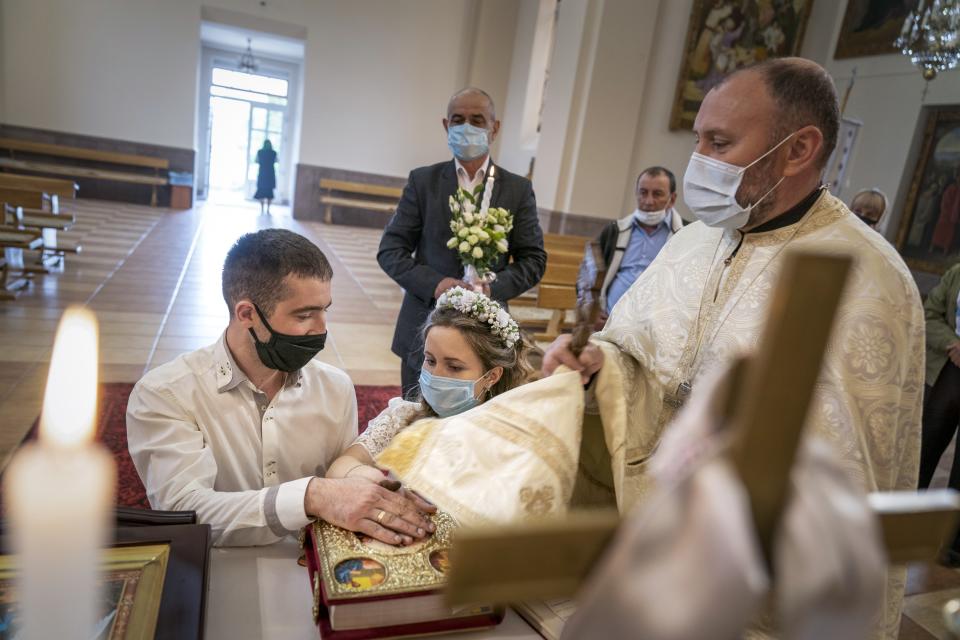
left=296, top=0, right=476, bottom=177
left=0, top=0, right=200, bottom=149
left=463, top=0, right=523, bottom=165
left=619, top=0, right=699, bottom=222
left=496, top=0, right=555, bottom=179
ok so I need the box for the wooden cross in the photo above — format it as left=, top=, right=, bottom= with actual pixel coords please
left=570, top=240, right=606, bottom=356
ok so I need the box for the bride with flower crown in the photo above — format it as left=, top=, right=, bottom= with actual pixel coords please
left=326, top=287, right=537, bottom=485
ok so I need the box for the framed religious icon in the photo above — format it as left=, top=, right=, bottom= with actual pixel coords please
left=896, top=105, right=960, bottom=274
left=0, top=543, right=170, bottom=639
left=669, top=0, right=816, bottom=130
left=834, top=0, right=912, bottom=59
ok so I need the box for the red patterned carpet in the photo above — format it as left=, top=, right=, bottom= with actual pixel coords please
left=14, top=382, right=401, bottom=509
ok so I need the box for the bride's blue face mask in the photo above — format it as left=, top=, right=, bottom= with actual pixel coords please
left=419, top=369, right=489, bottom=418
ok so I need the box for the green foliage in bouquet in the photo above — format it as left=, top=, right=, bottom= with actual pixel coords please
left=446, top=185, right=514, bottom=277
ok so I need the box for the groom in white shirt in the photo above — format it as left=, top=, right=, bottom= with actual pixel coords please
left=127, top=229, right=434, bottom=546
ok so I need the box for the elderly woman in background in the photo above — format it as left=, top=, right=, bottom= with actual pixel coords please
left=849, top=187, right=887, bottom=229
left=918, top=261, right=960, bottom=563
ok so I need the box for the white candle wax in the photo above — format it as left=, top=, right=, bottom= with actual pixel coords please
left=4, top=308, right=115, bottom=639
left=479, top=166, right=495, bottom=215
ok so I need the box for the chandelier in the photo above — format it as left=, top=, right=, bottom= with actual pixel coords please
left=896, top=0, right=960, bottom=80
left=238, top=38, right=258, bottom=74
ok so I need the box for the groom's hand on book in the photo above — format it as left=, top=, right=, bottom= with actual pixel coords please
left=542, top=333, right=604, bottom=384
left=380, top=473, right=438, bottom=518
left=305, top=477, right=437, bottom=546
left=396, top=486, right=438, bottom=516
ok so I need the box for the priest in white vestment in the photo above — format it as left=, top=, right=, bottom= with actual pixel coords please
left=544, top=58, right=924, bottom=639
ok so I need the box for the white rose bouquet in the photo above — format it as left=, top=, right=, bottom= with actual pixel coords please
left=446, top=185, right=513, bottom=287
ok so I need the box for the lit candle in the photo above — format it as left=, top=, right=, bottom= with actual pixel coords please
left=479, top=165, right=496, bottom=215
left=4, top=307, right=115, bottom=639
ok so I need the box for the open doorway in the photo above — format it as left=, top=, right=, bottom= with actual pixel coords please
left=197, top=24, right=303, bottom=210
left=207, top=67, right=288, bottom=203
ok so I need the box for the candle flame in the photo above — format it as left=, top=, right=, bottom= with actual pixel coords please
left=40, top=307, right=99, bottom=447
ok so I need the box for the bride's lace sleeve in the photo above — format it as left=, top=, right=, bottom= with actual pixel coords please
left=353, top=397, right=424, bottom=458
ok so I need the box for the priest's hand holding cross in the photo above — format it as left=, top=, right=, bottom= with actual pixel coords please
left=542, top=335, right=604, bottom=385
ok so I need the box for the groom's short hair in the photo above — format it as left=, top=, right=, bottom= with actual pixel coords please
left=222, top=229, right=332, bottom=316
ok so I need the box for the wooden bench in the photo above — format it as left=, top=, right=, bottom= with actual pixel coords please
left=0, top=227, right=43, bottom=300
left=318, top=178, right=402, bottom=224
left=0, top=189, right=81, bottom=270
left=0, top=138, right=168, bottom=206
left=0, top=173, right=78, bottom=200
left=513, top=233, right=590, bottom=341
left=0, top=186, right=57, bottom=212
left=4, top=204, right=76, bottom=231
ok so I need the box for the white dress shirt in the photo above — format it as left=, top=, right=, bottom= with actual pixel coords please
left=127, top=333, right=358, bottom=546
left=454, top=155, right=491, bottom=192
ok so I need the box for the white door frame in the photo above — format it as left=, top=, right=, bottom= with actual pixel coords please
left=197, top=45, right=301, bottom=204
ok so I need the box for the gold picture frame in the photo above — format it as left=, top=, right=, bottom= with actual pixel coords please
left=895, top=105, right=960, bottom=275
left=834, top=0, right=911, bottom=59
left=669, top=1, right=816, bottom=130
left=0, top=543, right=170, bottom=639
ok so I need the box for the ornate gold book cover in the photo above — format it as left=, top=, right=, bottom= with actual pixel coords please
left=312, top=511, right=457, bottom=602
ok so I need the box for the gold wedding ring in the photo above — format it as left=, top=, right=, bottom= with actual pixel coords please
left=376, top=509, right=387, bottom=524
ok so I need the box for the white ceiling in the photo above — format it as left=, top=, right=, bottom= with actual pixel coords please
left=201, top=21, right=305, bottom=62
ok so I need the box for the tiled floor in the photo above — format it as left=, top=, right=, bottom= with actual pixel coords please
left=0, top=196, right=957, bottom=638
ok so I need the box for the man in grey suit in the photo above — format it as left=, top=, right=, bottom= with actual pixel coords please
left=378, top=88, right=547, bottom=398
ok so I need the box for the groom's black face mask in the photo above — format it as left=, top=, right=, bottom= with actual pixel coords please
left=248, top=303, right=326, bottom=372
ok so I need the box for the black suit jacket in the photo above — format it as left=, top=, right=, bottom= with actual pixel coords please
left=378, top=160, right=546, bottom=368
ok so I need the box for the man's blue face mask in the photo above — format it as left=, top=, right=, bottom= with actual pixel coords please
left=419, top=368, right=488, bottom=418
left=447, top=123, right=489, bottom=162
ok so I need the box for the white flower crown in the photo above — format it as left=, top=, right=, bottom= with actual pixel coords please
left=435, top=286, right=521, bottom=349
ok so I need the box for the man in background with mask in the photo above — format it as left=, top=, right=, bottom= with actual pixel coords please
left=543, top=58, right=923, bottom=638
left=379, top=87, right=546, bottom=399
left=128, top=229, right=435, bottom=547
left=590, top=166, right=684, bottom=327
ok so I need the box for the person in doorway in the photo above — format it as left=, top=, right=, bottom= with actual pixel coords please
left=254, top=139, right=278, bottom=214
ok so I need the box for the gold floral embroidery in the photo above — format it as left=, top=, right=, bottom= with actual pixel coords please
left=375, top=419, right=441, bottom=478
left=520, top=486, right=555, bottom=516
left=844, top=323, right=894, bottom=378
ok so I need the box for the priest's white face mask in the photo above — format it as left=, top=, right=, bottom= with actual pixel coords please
left=683, top=131, right=796, bottom=231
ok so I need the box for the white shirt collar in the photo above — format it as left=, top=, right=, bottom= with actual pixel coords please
left=454, top=155, right=491, bottom=184
left=214, top=332, right=302, bottom=393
